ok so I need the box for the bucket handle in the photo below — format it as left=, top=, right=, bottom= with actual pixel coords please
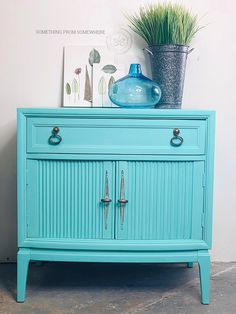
left=188, top=48, right=194, bottom=54
left=144, top=47, right=194, bottom=56
left=143, top=48, right=153, bottom=56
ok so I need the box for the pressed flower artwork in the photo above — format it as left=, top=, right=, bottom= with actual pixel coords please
left=63, top=46, right=94, bottom=107
left=63, top=46, right=114, bottom=107
left=63, top=42, right=147, bottom=107
left=93, top=63, right=125, bottom=107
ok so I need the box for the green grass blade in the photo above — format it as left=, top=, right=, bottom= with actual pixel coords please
left=126, top=3, right=201, bottom=46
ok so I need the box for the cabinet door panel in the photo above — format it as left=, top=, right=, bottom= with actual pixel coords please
left=116, top=161, right=204, bottom=240
left=27, top=160, right=115, bottom=240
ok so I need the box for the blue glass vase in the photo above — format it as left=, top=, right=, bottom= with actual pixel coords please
left=108, top=64, right=161, bottom=108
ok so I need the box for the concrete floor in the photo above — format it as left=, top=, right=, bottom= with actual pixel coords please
left=0, top=262, right=235, bottom=314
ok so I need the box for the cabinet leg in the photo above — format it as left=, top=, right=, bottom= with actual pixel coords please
left=17, top=248, right=30, bottom=302
left=198, top=252, right=210, bottom=305
left=187, top=262, right=194, bottom=268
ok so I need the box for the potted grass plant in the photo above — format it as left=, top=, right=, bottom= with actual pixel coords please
left=127, top=3, right=201, bottom=108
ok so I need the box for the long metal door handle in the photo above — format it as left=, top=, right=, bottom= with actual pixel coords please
left=101, top=171, right=111, bottom=230
left=118, top=170, right=128, bottom=226
left=101, top=198, right=112, bottom=203
left=118, top=199, right=128, bottom=204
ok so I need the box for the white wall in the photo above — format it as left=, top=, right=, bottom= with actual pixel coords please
left=0, top=0, right=235, bottom=262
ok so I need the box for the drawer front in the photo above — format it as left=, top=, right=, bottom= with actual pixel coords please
left=27, top=117, right=206, bottom=155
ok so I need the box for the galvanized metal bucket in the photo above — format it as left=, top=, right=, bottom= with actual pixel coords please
left=145, top=45, right=193, bottom=109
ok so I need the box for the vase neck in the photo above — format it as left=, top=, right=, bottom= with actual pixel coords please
left=129, top=64, right=142, bottom=77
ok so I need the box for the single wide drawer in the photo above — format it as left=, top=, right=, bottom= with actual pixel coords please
left=27, top=117, right=206, bottom=155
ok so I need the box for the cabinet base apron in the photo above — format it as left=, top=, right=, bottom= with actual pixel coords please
left=17, top=248, right=210, bottom=304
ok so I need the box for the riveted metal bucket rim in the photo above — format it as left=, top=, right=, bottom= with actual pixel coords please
left=145, top=44, right=193, bottom=55
left=148, top=44, right=189, bottom=47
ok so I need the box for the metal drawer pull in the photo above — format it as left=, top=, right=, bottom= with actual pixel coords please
left=101, top=171, right=111, bottom=230
left=170, top=128, right=184, bottom=147
left=48, top=127, right=62, bottom=145
left=118, top=170, right=128, bottom=226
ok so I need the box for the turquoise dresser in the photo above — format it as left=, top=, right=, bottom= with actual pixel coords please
left=17, top=108, right=215, bottom=303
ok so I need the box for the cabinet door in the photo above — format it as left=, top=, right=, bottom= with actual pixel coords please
left=26, top=159, right=115, bottom=240
left=115, top=161, right=204, bottom=240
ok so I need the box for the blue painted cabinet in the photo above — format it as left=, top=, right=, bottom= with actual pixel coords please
left=17, top=108, right=215, bottom=304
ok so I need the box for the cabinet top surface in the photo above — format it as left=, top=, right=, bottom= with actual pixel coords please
left=17, top=108, right=215, bottom=118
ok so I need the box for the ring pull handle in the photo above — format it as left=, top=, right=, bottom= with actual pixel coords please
left=170, top=128, right=184, bottom=147
left=101, top=171, right=112, bottom=230
left=118, top=170, right=128, bottom=228
left=48, top=127, right=62, bottom=145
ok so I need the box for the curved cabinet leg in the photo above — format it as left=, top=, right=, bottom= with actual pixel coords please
left=187, top=262, right=194, bottom=268
left=17, top=248, right=30, bottom=302
left=198, top=252, right=210, bottom=305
